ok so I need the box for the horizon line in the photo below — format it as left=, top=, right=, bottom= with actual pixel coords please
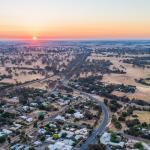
left=0, top=38, right=150, bottom=41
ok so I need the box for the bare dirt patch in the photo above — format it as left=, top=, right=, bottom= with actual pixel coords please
left=130, top=111, right=150, bottom=123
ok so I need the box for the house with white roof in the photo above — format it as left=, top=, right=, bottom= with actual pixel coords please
left=0, top=132, right=5, bottom=137
left=30, top=103, right=38, bottom=107
left=26, top=117, right=33, bottom=123
left=75, top=128, right=88, bottom=136
left=48, top=141, right=73, bottom=150
left=100, top=132, right=125, bottom=148
left=61, top=139, right=74, bottom=146
left=74, top=112, right=84, bottom=119
left=142, top=143, right=150, bottom=150
left=59, top=130, right=74, bottom=138
left=126, top=139, right=150, bottom=150
left=2, top=129, right=12, bottom=135
left=38, top=128, right=46, bottom=134
left=55, top=115, right=65, bottom=122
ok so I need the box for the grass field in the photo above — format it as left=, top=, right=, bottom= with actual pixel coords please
left=131, top=111, right=150, bottom=123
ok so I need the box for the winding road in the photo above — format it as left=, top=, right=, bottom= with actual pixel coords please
left=62, top=84, right=110, bottom=150
left=78, top=93, right=110, bottom=150
left=1, top=51, right=110, bottom=150
left=80, top=101, right=109, bottom=149
left=60, top=52, right=110, bottom=150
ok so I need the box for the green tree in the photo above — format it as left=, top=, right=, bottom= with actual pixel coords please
left=61, top=132, right=67, bottom=138
left=38, top=112, right=45, bottom=120
left=33, top=121, right=38, bottom=128
left=53, top=134, right=59, bottom=140
left=134, top=142, right=145, bottom=150
left=88, top=143, right=106, bottom=150
left=0, top=136, right=6, bottom=143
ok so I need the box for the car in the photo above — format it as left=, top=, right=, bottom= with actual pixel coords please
left=24, top=146, right=30, bottom=150
left=33, top=141, right=42, bottom=147
left=10, top=144, right=20, bottom=150
left=16, top=145, right=25, bottom=150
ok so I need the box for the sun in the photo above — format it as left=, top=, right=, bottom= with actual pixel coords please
left=33, top=36, right=37, bottom=40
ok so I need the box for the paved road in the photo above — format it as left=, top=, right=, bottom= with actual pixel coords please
left=2, top=51, right=110, bottom=150
left=79, top=93, right=110, bottom=150
left=62, top=83, right=110, bottom=150
left=57, top=51, right=110, bottom=149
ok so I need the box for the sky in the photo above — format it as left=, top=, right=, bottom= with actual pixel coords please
left=0, top=0, right=150, bottom=40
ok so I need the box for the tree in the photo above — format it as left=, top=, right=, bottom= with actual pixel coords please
left=121, top=111, right=127, bottom=117
left=118, top=116, right=125, bottom=122
left=33, top=121, right=38, bottom=128
left=127, top=107, right=133, bottom=115
left=61, top=132, right=67, bottom=138
left=66, top=108, right=75, bottom=114
left=126, top=119, right=140, bottom=128
left=19, top=95, right=27, bottom=105
left=115, top=121, right=122, bottom=129
left=52, top=134, right=59, bottom=140
left=38, top=113, right=45, bottom=120
left=29, top=147, right=35, bottom=150
left=111, top=115, right=122, bottom=129
left=104, top=99, right=108, bottom=105
left=0, top=136, right=6, bottom=143
left=7, top=136, right=11, bottom=144
left=88, top=143, right=106, bottom=150
left=85, top=110, right=93, bottom=120
left=134, top=142, right=145, bottom=150
left=39, top=135, right=45, bottom=142
left=45, top=66, right=52, bottom=72
left=19, top=130, right=28, bottom=142
left=111, top=133, right=119, bottom=143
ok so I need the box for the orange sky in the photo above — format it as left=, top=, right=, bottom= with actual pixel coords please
left=1, top=22, right=150, bottom=39
left=0, top=0, right=150, bottom=39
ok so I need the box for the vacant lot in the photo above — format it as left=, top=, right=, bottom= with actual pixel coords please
left=130, top=111, right=150, bottom=123
left=102, top=57, right=150, bottom=102
left=88, top=54, right=150, bottom=102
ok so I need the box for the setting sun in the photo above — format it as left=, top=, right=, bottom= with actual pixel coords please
left=33, top=37, right=37, bottom=40
left=0, top=0, right=150, bottom=39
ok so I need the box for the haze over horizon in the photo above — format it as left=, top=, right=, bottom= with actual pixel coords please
left=0, top=0, right=150, bottom=40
